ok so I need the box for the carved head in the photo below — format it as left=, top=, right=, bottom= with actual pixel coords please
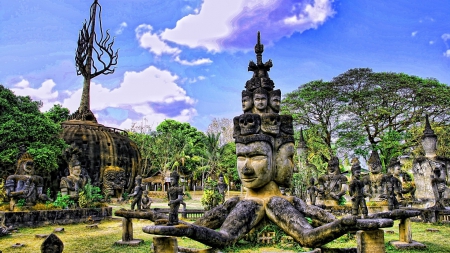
left=69, top=155, right=82, bottom=178
left=16, top=152, right=35, bottom=176
left=170, top=171, right=180, bottom=186
left=218, top=173, right=224, bottom=183
left=239, top=114, right=261, bottom=135
left=236, top=140, right=273, bottom=189
left=274, top=142, right=295, bottom=188
left=327, top=156, right=340, bottom=175
left=387, top=158, right=401, bottom=176
left=252, top=87, right=268, bottom=113
left=351, top=163, right=361, bottom=179
left=261, top=113, right=280, bottom=135
left=103, top=166, right=126, bottom=189
left=268, top=89, right=281, bottom=113
left=242, top=90, right=253, bottom=112
left=367, top=151, right=382, bottom=174
left=135, top=175, right=142, bottom=184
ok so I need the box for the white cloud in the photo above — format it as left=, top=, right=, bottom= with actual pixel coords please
left=10, top=79, right=59, bottom=111
left=115, top=22, right=128, bottom=35
left=442, top=33, right=450, bottom=41
left=135, top=24, right=181, bottom=56
left=429, top=41, right=435, bottom=45
left=174, top=56, right=212, bottom=66
left=444, top=49, right=450, bottom=58
left=411, top=31, right=418, bottom=37
left=160, top=0, right=335, bottom=52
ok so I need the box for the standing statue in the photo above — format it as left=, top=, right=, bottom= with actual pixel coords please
left=141, top=190, right=152, bottom=210
left=128, top=175, right=143, bottom=211
left=142, top=33, right=410, bottom=249
left=431, top=163, right=447, bottom=209
left=318, top=156, right=348, bottom=202
left=349, top=163, right=368, bottom=218
left=306, top=177, right=318, bottom=205
left=60, top=154, right=89, bottom=203
left=167, top=171, right=183, bottom=225
left=217, top=174, right=228, bottom=204
left=5, top=150, right=50, bottom=210
left=363, top=151, right=384, bottom=200
left=381, top=158, right=404, bottom=211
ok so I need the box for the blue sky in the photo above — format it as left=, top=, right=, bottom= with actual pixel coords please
left=1, top=0, right=450, bottom=132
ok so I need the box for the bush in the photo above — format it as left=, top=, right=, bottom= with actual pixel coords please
left=201, top=179, right=222, bottom=210
left=78, top=182, right=103, bottom=208
left=53, top=192, right=74, bottom=209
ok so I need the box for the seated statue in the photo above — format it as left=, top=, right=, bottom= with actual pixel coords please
left=306, top=177, right=318, bottom=205
left=60, top=155, right=89, bottom=202
left=363, top=151, right=385, bottom=201
left=5, top=151, right=50, bottom=210
left=141, top=190, right=152, bottom=210
left=318, top=156, right=348, bottom=202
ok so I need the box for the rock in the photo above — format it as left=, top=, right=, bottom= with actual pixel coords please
left=40, top=233, right=64, bottom=253
left=426, top=228, right=439, bottom=232
left=86, top=224, right=99, bottom=229
left=35, top=234, right=49, bottom=238
left=53, top=228, right=64, bottom=233
left=385, top=230, right=395, bottom=234
left=11, top=243, right=25, bottom=248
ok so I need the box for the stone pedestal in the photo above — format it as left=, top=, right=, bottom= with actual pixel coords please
left=356, top=229, right=385, bottom=253
left=389, top=218, right=426, bottom=249
left=153, top=236, right=178, bottom=253
left=114, top=218, right=143, bottom=246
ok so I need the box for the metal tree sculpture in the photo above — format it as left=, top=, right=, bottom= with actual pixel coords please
left=70, top=0, right=118, bottom=122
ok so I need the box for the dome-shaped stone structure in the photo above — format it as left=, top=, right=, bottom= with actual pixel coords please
left=59, top=120, right=141, bottom=194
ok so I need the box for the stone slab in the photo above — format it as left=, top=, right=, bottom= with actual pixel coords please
left=114, top=239, right=144, bottom=246
left=11, top=243, right=25, bottom=248
left=178, top=246, right=216, bottom=253
left=53, top=227, right=64, bottom=233
left=390, top=240, right=426, bottom=249
left=356, top=229, right=386, bottom=253
left=35, top=234, right=49, bottom=238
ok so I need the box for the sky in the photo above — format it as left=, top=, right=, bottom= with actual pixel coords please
left=1, top=0, right=450, bottom=132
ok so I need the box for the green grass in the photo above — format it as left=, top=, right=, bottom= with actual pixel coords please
left=2, top=192, right=450, bottom=252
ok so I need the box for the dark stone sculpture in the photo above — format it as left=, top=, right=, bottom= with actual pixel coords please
left=349, top=163, right=368, bottom=218
left=307, top=177, right=318, bottom=205
left=381, top=158, right=404, bottom=211
left=217, top=174, right=228, bottom=204
left=128, top=175, right=144, bottom=211
left=167, top=171, right=183, bottom=225
left=60, top=147, right=89, bottom=203
left=102, top=166, right=127, bottom=201
left=40, top=233, right=64, bottom=253
left=5, top=150, right=50, bottom=210
left=141, top=190, right=152, bottom=210
left=363, top=151, right=385, bottom=201
left=318, top=156, right=348, bottom=202
left=142, top=32, right=412, bottom=249
left=431, top=163, right=447, bottom=209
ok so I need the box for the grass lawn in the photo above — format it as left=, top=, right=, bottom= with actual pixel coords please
left=2, top=192, right=450, bottom=252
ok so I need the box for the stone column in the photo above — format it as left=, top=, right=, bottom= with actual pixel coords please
left=399, top=218, right=412, bottom=243
left=356, top=229, right=386, bottom=253
left=122, top=218, right=133, bottom=241
left=153, top=236, right=178, bottom=253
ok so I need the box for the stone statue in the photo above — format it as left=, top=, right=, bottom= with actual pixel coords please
left=242, top=90, right=253, bottom=113
left=306, top=177, right=318, bottom=205
left=381, top=158, right=404, bottom=211
left=252, top=87, right=268, bottom=114
left=268, top=89, right=281, bottom=113
left=431, top=162, right=447, bottom=209
left=60, top=154, right=89, bottom=203
left=141, top=190, right=152, bottom=210
left=318, top=156, right=348, bottom=202
left=217, top=174, right=228, bottom=204
left=128, top=175, right=144, bottom=211
left=412, top=115, right=449, bottom=208
left=167, top=171, right=183, bottom=225
left=349, top=163, right=368, bottom=218
left=5, top=150, right=50, bottom=210
left=102, top=166, right=127, bottom=201
left=363, top=151, right=384, bottom=201
left=143, top=33, right=407, bottom=249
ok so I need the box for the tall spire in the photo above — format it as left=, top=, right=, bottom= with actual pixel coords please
left=423, top=114, right=436, bottom=138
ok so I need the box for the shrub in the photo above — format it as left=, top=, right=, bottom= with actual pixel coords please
left=53, top=192, right=74, bottom=209
left=201, top=179, right=222, bottom=210
left=78, top=182, right=103, bottom=208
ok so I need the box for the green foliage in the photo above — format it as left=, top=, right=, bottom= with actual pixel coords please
left=338, top=196, right=347, bottom=206
left=16, top=198, right=26, bottom=207
left=78, top=182, right=103, bottom=208
left=0, top=85, right=67, bottom=178
left=44, top=104, right=70, bottom=124
left=53, top=192, right=74, bottom=209
left=200, top=179, right=222, bottom=210
left=0, top=179, right=6, bottom=202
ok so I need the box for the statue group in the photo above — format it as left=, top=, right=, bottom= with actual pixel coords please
left=142, top=33, right=418, bottom=249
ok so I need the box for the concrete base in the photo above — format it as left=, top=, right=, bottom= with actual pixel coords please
left=390, top=240, right=426, bottom=249
left=114, top=239, right=144, bottom=246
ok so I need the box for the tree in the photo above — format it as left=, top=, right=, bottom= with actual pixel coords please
left=44, top=104, right=70, bottom=124
left=71, top=0, right=118, bottom=122
left=206, top=118, right=234, bottom=147
left=0, top=85, right=67, bottom=179
left=127, top=118, right=154, bottom=176
left=203, top=132, right=225, bottom=179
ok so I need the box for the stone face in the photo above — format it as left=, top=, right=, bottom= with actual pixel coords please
left=356, top=229, right=385, bottom=253
left=41, top=233, right=63, bottom=253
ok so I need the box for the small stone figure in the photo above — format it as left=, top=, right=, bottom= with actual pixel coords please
left=40, top=233, right=64, bottom=253
left=102, top=166, right=127, bottom=201
left=167, top=171, right=183, bottom=225
left=141, top=190, right=153, bottom=210
left=60, top=155, right=89, bottom=203
left=5, top=150, right=50, bottom=210
left=242, top=90, right=253, bottom=113
left=349, top=163, right=368, bottom=218
left=363, top=151, right=384, bottom=200
left=381, top=158, right=404, bottom=211
left=252, top=87, right=268, bottom=114
left=431, top=162, right=447, bottom=209
left=318, top=156, right=348, bottom=202
left=307, top=177, right=318, bottom=205
left=217, top=174, right=228, bottom=204
left=128, top=175, right=144, bottom=211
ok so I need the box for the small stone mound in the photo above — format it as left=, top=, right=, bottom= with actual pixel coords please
left=41, top=233, right=64, bottom=253
left=53, top=228, right=64, bottom=233
left=86, top=224, right=99, bottom=229
left=11, top=243, right=25, bottom=248
left=35, top=234, right=49, bottom=238
left=426, top=228, right=439, bottom=232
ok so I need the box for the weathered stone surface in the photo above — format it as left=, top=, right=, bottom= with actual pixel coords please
left=114, top=239, right=144, bottom=246
left=86, top=224, right=98, bottom=229
left=426, top=228, right=439, bottom=232
left=53, top=227, right=64, bottom=233
left=153, top=236, right=178, bottom=253
left=390, top=240, right=426, bottom=249
left=177, top=246, right=215, bottom=253
left=40, top=233, right=64, bottom=253
left=356, top=229, right=385, bottom=253
left=399, top=218, right=412, bottom=243
left=11, top=243, right=25, bottom=248
left=35, top=234, right=49, bottom=238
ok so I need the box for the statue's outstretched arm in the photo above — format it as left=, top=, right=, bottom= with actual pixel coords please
left=194, top=196, right=240, bottom=229
left=289, top=196, right=336, bottom=224
left=266, top=196, right=393, bottom=248
left=143, top=199, right=264, bottom=248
